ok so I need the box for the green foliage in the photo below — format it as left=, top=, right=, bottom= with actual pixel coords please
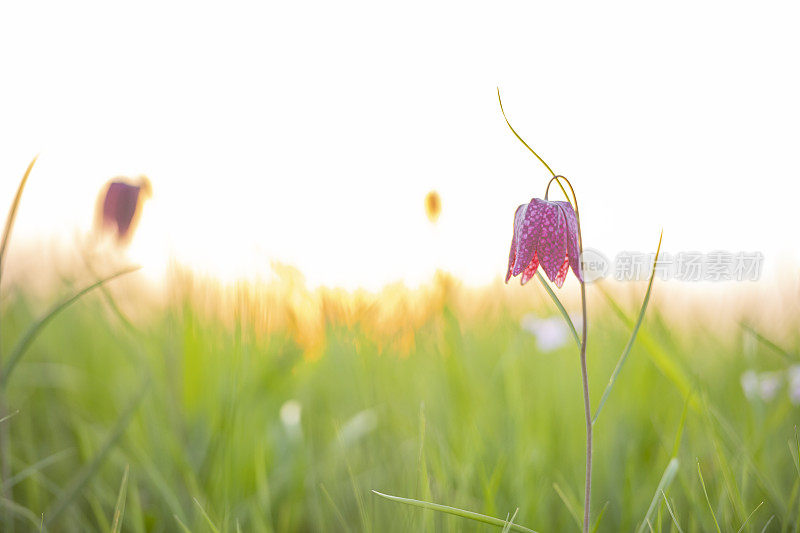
left=0, top=274, right=797, bottom=531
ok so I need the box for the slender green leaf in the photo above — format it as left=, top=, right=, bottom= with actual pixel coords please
left=0, top=156, right=38, bottom=281
left=2, top=448, right=74, bottom=491
left=111, top=464, right=130, bottom=533
left=372, top=490, right=538, bottom=533
left=44, top=380, right=149, bottom=526
left=593, top=231, right=662, bottom=425
left=671, top=392, right=692, bottom=458
left=661, top=491, right=683, bottom=533
left=174, top=514, right=193, bottom=533
left=702, top=400, right=746, bottom=523
left=792, top=426, right=800, bottom=478
left=706, top=405, right=787, bottom=515
left=759, top=515, right=774, bottom=533
left=552, top=482, right=582, bottom=530
left=502, top=508, right=520, bottom=533
left=636, top=458, right=679, bottom=533
left=596, top=280, right=695, bottom=406
left=1, top=266, right=140, bottom=387
left=193, top=497, right=220, bottom=533
left=344, top=450, right=369, bottom=531
left=536, top=272, right=580, bottom=348
left=740, top=323, right=797, bottom=362
left=320, top=483, right=351, bottom=533
left=590, top=501, right=610, bottom=533
left=0, top=496, right=42, bottom=529
left=697, top=460, right=722, bottom=533
left=736, top=501, right=763, bottom=533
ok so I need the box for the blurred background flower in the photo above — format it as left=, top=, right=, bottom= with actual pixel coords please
left=521, top=314, right=570, bottom=352
left=94, top=175, right=152, bottom=246
left=740, top=368, right=798, bottom=403
left=789, top=365, right=800, bottom=405
left=424, top=190, right=441, bottom=223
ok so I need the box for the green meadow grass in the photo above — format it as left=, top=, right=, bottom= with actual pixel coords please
left=0, top=269, right=797, bottom=532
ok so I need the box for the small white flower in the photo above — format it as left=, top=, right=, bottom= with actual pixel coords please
left=521, top=314, right=569, bottom=352
left=758, top=372, right=781, bottom=401
left=280, top=400, right=302, bottom=428
left=788, top=365, right=800, bottom=405
left=740, top=370, right=758, bottom=400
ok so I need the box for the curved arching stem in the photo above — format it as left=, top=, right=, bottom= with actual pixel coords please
left=496, top=94, right=593, bottom=531
left=496, top=89, right=572, bottom=202
left=544, top=175, right=582, bottom=247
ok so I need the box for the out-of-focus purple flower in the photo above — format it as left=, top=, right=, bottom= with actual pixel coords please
left=506, top=198, right=582, bottom=288
left=741, top=369, right=783, bottom=402
left=96, top=176, right=152, bottom=244
left=521, top=314, right=569, bottom=352
left=740, top=370, right=758, bottom=400
left=758, top=372, right=781, bottom=401
left=789, top=365, right=800, bottom=405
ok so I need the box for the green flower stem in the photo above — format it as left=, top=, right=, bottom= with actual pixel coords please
left=496, top=95, right=592, bottom=533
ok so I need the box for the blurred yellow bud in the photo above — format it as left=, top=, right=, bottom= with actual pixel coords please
left=424, top=190, right=441, bottom=223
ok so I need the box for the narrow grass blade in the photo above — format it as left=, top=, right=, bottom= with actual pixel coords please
left=740, top=323, right=797, bottom=362
left=759, top=515, right=774, bottom=533
left=702, top=401, right=746, bottom=523
left=697, top=460, right=722, bottom=533
left=671, top=392, right=691, bottom=458
left=592, top=231, right=662, bottom=425
left=372, top=490, right=538, bottom=533
left=0, top=496, right=42, bottom=529
left=736, top=501, right=763, bottom=533
left=661, top=491, right=683, bottom=533
left=343, top=451, right=369, bottom=531
left=130, top=445, right=187, bottom=524
left=1, top=266, right=140, bottom=387
left=417, top=401, right=433, bottom=530
left=127, top=479, right=146, bottom=533
left=596, top=277, right=694, bottom=405
left=44, top=380, right=149, bottom=526
left=502, top=508, right=520, bottom=533
left=590, top=501, right=609, bottom=533
left=0, top=156, right=38, bottom=281
left=636, top=457, right=679, bottom=533
left=536, top=272, right=580, bottom=348
left=2, top=448, right=74, bottom=491
left=320, top=483, right=351, bottom=533
left=707, top=405, right=786, bottom=516
left=0, top=409, right=19, bottom=424
left=193, top=497, right=220, bottom=533
left=552, top=482, right=582, bottom=530
left=89, top=492, right=111, bottom=530
left=174, top=514, right=193, bottom=533
left=111, top=464, right=130, bottom=533
left=793, top=426, right=800, bottom=477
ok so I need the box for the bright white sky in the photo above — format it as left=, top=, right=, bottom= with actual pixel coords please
left=1, top=1, right=798, bottom=290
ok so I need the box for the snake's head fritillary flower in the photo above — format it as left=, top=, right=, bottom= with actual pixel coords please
left=96, top=175, right=152, bottom=244
left=506, top=198, right=583, bottom=288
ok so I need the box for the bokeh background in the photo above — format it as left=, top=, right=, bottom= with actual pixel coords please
left=1, top=2, right=799, bottom=532
left=2, top=1, right=800, bottom=288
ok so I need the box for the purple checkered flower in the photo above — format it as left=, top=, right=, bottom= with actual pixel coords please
left=506, top=198, right=583, bottom=288
left=96, top=176, right=151, bottom=244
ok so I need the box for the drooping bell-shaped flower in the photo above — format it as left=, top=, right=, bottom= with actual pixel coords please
left=95, top=176, right=152, bottom=244
left=506, top=198, right=583, bottom=288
